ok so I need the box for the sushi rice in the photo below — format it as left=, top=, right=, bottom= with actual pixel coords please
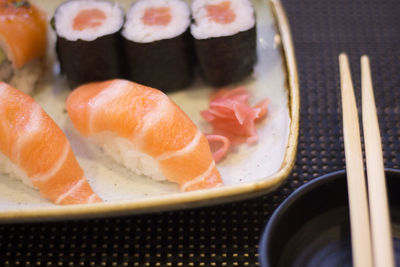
left=0, top=60, right=44, bottom=95
left=89, top=132, right=166, bottom=181
left=191, top=0, right=255, bottom=39
left=54, top=0, right=124, bottom=42
left=0, top=152, right=34, bottom=189
left=122, top=0, right=191, bottom=43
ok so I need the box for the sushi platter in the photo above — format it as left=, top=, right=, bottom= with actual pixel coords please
left=0, top=0, right=299, bottom=222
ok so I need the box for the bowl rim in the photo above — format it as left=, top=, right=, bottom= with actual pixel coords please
left=258, top=168, right=400, bottom=267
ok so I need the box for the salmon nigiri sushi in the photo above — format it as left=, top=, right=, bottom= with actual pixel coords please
left=0, top=0, right=48, bottom=94
left=66, top=79, right=223, bottom=191
left=0, top=82, right=102, bottom=205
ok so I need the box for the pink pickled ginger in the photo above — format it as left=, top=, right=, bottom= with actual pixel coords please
left=201, top=87, right=269, bottom=162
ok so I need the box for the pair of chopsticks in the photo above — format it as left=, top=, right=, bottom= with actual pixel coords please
left=339, top=53, right=395, bottom=267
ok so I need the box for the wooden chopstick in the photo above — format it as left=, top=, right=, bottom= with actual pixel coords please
left=339, top=53, right=395, bottom=267
left=361, top=55, right=395, bottom=267
left=339, top=53, right=373, bottom=267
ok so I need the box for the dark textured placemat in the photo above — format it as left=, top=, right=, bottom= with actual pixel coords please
left=1, top=0, right=400, bottom=266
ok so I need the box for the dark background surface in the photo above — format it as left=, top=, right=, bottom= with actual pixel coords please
left=1, top=0, right=400, bottom=266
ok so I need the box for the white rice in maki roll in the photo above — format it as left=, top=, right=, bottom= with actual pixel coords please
left=191, top=0, right=257, bottom=86
left=122, top=0, right=194, bottom=92
left=53, top=0, right=124, bottom=88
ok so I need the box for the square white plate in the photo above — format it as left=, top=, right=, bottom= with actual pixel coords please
left=0, top=0, right=299, bottom=222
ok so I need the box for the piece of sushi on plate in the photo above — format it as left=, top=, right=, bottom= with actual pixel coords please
left=0, top=0, right=48, bottom=95
left=122, top=0, right=194, bottom=92
left=0, top=81, right=102, bottom=205
left=191, top=0, right=257, bottom=86
left=52, top=0, right=124, bottom=88
left=66, top=79, right=223, bottom=191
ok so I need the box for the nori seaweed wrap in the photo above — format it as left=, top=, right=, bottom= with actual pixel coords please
left=122, top=0, right=194, bottom=92
left=191, top=0, right=257, bottom=87
left=52, top=0, right=124, bottom=88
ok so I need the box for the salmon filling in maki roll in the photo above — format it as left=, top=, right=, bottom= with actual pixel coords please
left=53, top=0, right=124, bottom=88
left=191, top=0, right=257, bottom=86
left=122, top=0, right=194, bottom=92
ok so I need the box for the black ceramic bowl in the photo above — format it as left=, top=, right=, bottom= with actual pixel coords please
left=259, top=169, right=400, bottom=267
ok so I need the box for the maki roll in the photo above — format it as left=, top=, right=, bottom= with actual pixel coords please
left=191, top=0, right=257, bottom=86
left=122, top=0, right=194, bottom=92
left=0, top=0, right=48, bottom=95
left=52, top=0, right=124, bottom=88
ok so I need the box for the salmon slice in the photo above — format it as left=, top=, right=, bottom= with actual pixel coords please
left=67, top=79, right=223, bottom=191
left=141, top=7, right=172, bottom=26
left=0, top=0, right=47, bottom=68
left=73, top=8, right=107, bottom=31
left=206, top=1, right=236, bottom=24
left=0, top=82, right=102, bottom=205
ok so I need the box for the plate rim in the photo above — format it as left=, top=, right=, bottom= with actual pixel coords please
left=0, top=0, right=300, bottom=223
